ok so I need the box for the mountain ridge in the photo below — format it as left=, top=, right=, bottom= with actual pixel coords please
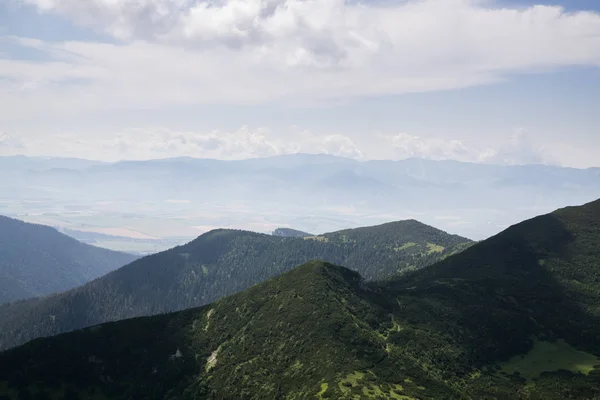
left=0, top=219, right=471, bottom=350
left=0, top=261, right=461, bottom=399
left=2, top=200, right=599, bottom=399
left=3, top=154, right=600, bottom=247
left=0, top=215, right=137, bottom=304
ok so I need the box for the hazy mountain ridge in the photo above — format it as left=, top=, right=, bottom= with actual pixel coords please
left=0, top=155, right=105, bottom=171
left=0, top=216, right=137, bottom=304
left=2, top=155, right=600, bottom=254
left=0, top=220, right=471, bottom=350
left=1, top=199, right=600, bottom=399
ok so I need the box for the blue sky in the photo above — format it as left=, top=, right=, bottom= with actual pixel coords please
left=498, top=0, right=600, bottom=11
left=1, top=0, right=599, bottom=167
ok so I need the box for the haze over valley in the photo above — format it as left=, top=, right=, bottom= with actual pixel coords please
left=2, top=154, right=599, bottom=255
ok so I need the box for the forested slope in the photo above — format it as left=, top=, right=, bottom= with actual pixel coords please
left=2, top=200, right=599, bottom=400
left=0, top=220, right=470, bottom=350
left=1, top=201, right=599, bottom=399
left=0, top=216, right=136, bottom=304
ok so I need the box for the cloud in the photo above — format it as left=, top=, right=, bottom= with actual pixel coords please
left=0, top=133, right=26, bottom=155
left=483, top=128, right=556, bottom=165
left=0, top=127, right=364, bottom=161
left=300, top=132, right=365, bottom=159
left=1, top=126, right=558, bottom=166
left=381, top=129, right=555, bottom=165
left=385, top=133, right=474, bottom=162
left=1, top=0, right=600, bottom=115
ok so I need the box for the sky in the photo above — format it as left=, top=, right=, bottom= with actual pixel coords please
left=0, top=0, right=599, bottom=167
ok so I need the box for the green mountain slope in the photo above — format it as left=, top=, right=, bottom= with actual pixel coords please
left=0, top=220, right=470, bottom=350
left=0, top=216, right=137, bottom=304
left=0, top=262, right=458, bottom=400
left=374, top=198, right=600, bottom=398
left=1, top=199, right=599, bottom=399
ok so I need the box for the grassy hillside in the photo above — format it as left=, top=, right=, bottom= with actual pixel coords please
left=0, top=199, right=599, bottom=399
left=0, top=216, right=137, bottom=304
left=0, top=220, right=470, bottom=350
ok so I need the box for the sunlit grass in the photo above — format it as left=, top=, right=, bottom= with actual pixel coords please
left=500, top=339, right=600, bottom=380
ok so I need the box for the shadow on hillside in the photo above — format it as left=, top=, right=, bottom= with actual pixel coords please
left=380, top=213, right=600, bottom=366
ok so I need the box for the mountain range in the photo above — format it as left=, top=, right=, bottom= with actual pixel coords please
left=0, top=199, right=598, bottom=399
left=0, top=220, right=471, bottom=351
left=0, top=216, right=137, bottom=304
left=2, top=154, right=600, bottom=254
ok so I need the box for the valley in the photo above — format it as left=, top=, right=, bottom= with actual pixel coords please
left=2, top=155, right=599, bottom=254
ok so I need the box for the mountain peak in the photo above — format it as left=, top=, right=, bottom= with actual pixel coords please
left=283, top=260, right=362, bottom=285
left=388, top=197, right=600, bottom=373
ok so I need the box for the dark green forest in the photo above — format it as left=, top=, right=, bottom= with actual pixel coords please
left=0, top=219, right=470, bottom=350
left=0, top=216, right=137, bottom=304
left=0, top=200, right=599, bottom=399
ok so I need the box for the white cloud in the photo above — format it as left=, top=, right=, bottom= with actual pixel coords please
left=0, top=126, right=559, bottom=166
left=483, top=128, right=555, bottom=165
left=1, top=1, right=599, bottom=168
left=0, top=133, right=26, bottom=154
left=380, top=129, right=556, bottom=165
left=0, top=127, right=364, bottom=161
left=1, top=0, right=600, bottom=115
left=385, top=133, right=474, bottom=162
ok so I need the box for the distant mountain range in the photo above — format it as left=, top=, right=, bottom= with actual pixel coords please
left=1, top=199, right=599, bottom=399
left=0, top=220, right=471, bottom=350
left=0, top=216, right=137, bottom=304
left=0, top=155, right=105, bottom=171
left=1, top=154, right=599, bottom=254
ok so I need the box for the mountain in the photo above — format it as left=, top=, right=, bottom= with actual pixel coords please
left=1, top=200, right=599, bottom=399
left=272, top=228, right=313, bottom=238
left=374, top=197, right=600, bottom=398
left=0, top=216, right=137, bottom=304
left=2, top=155, right=600, bottom=255
left=0, top=155, right=104, bottom=171
left=0, top=220, right=470, bottom=351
